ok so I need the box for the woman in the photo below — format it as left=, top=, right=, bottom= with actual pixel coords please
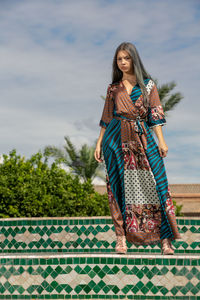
left=94, top=42, right=181, bottom=255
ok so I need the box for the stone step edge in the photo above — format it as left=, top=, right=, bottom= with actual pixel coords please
left=0, top=216, right=199, bottom=220
left=0, top=253, right=199, bottom=259
left=173, top=193, right=200, bottom=197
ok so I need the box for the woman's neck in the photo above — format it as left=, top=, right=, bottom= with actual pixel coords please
left=122, top=73, right=136, bottom=83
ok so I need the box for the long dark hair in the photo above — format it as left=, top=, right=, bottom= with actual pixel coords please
left=112, top=42, right=152, bottom=107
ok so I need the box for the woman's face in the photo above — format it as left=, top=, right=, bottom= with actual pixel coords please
left=117, top=50, right=134, bottom=74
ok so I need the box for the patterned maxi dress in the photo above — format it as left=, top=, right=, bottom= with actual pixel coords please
left=99, top=78, right=181, bottom=245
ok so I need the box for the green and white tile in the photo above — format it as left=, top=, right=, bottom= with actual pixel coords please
left=0, top=217, right=200, bottom=254
left=0, top=253, right=200, bottom=299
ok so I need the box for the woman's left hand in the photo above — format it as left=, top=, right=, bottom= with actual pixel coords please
left=158, top=140, right=168, bottom=158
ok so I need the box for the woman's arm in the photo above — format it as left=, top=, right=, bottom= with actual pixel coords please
left=146, top=80, right=168, bottom=158
left=153, top=125, right=168, bottom=158
left=94, top=84, right=114, bottom=163
left=94, top=127, right=106, bottom=162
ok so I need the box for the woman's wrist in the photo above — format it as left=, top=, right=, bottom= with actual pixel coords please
left=96, top=127, right=105, bottom=147
left=97, top=139, right=102, bottom=146
left=158, top=137, right=165, bottom=144
left=153, top=126, right=165, bottom=142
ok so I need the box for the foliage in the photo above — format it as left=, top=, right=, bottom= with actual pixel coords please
left=0, top=149, right=109, bottom=218
left=172, top=200, right=184, bottom=217
left=44, top=136, right=105, bottom=182
left=153, top=78, right=183, bottom=116
left=0, top=149, right=182, bottom=218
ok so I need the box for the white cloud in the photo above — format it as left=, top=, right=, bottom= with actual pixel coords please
left=0, top=0, right=199, bottom=183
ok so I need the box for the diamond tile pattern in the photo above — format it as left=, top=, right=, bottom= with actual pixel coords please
left=0, top=217, right=200, bottom=254
left=0, top=217, right=200, bottom=299
left=0, top=254, right=200, bottom=298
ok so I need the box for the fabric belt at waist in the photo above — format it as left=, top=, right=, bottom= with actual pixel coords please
left=113, top=115, right=146, bottom=136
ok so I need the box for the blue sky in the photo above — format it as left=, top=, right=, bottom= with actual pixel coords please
left=0, top=0, right=199, bottom=184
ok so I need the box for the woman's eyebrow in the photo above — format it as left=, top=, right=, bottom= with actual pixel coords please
left=117, top=55, right=130, bottom=59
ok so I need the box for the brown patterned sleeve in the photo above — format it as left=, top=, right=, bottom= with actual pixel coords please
left=99, top=84, right=114, bottom=129
left=146, top=81, right=166, bottom=128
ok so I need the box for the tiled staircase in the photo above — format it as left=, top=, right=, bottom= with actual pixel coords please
left=0, top=216, right=200, bottom=299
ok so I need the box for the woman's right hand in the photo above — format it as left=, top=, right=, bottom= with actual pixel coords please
left=94, top=142, right=103, bottom=163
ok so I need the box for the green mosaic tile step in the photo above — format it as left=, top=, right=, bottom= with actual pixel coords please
left=0, top=217, right=200, bottom=254
left=0, top=253, right=200, bottom=299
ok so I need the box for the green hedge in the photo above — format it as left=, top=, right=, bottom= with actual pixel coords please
left=0, top=150, right=110, bottom=218
left=0, top=149, right=182, bottom=218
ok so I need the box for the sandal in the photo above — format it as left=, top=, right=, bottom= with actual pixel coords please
left=168, top=238, right=174, bottom=251
left=115, top=235, right=127, bottom=254
left=161, top=238, right=174, bottom=255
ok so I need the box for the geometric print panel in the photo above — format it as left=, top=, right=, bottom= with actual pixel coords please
left=124, top=169, right=160, bottom=205
left=146, top=78, right=155, bottom=94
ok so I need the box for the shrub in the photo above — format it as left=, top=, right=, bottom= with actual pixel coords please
left=0, top=149, right=182, bottom=218
left=0, top=150, right=110, bottom=218
left=172, top=200, right=183, bottom=216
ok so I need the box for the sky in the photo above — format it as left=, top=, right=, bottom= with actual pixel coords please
left=0, top=0, right=199, bottom=184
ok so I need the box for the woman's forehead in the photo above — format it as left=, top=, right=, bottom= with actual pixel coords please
left=117, top=50, right=130, bottom=58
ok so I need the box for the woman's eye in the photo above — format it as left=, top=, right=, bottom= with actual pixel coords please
left=117, top=57, right=131, bottom=61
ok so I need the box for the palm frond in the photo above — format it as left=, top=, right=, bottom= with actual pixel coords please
left=152, top=78, right=183, bottom=114
left=158, top=81, right=176, bottom=104
left=163, top=92, right=183, bottom=113
left=64, top=136, right=79, bottom=162
left=79, top=144, right=99, bottom=180
left=43, top=146, right=69, bottom=164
